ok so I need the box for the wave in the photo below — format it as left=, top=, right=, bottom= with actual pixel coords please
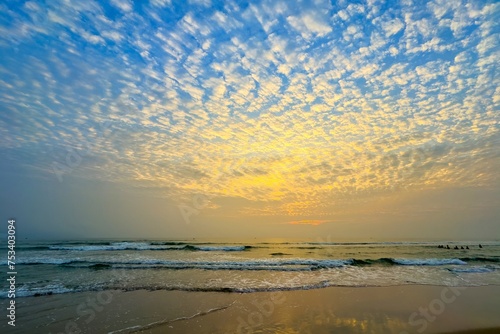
left=0, top=283, right=77, bottom=298
left=5, top=276, right=497, bottom=299
left=58, top=259, right=349, bottom=271
left=118, top=281, right=336, bottom=293
left=8, top=258, right=75, bottom=265
left=4, top=245, right=52, bottom=250
left=348, top=258, right=467, bottom=266
left=11, top=240, right=500, bottom=250
left=0, top=280, right=340, bottom=298
left=47, top=242, right=252, bottom=252
left=48, top=242, right=184, bottom=251
left=5, top=257, right=476, bottom=270
left=391, top=258, right=467, bottom=266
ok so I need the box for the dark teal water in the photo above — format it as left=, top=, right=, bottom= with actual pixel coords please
left=1, top=239, right=499, bottom=297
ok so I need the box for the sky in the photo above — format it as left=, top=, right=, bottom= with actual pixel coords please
left=0, top=0, right=499, bottom=240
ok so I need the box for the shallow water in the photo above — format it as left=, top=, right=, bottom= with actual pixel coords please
left=2, top=239, right=499, bottom=297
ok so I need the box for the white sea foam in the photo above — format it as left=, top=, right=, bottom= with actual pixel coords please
left=47, top=242, right=252, bottom=252
left=0, top=284, right=76, bottom=298
left=15, top=258, right=74, bottom=265
left=393, top=258, right=467, bottom=266
left=11, top=258, right=349, bottom=271
left=7, top=240, right=500, bottom=299
left=48, top=242, right=184, bottom=251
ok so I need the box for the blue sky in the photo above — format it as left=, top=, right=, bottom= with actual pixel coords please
left=0, top=0, right=499, bottom=239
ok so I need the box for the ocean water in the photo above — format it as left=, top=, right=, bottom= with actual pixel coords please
left=1, top=239, right=500, bottom=298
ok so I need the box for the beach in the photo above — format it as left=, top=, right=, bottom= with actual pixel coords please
left=3, top=285, right=500, bottom=333
left=2, top=239, right=499, bottom=333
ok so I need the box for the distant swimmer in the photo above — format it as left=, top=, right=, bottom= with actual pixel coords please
left=461, top=246, right=464, bottom=249
left=466, top=246, right=469, bottom=249
left=479, top=244, right=483, bottom=248
left=454, top=246, right=459, bottom=250
left=446, top=245, right=450, bottom=249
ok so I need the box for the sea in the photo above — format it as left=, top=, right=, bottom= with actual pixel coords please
left=2, top=239, right=500, bottom=298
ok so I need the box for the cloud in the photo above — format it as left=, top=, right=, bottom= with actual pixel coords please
left=110, top=0, right=133, bottom=12
left=189, top=0, right=211, bottom=7
left=380, top=18, right=405, bottom=37
left=0, top=0, right=498, bottom=219
left=285, top=220, right=332, bottom=226
left=287, top=12, right=332, bottom=39
left=150, top=0, right=171, bottom=7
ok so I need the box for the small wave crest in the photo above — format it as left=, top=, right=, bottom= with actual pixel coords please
left=48, top=242, right=184, bottom=251
left=2, top=258, right=75, bottom=265
left=0, top=281, right=338, bottom=298
left=348, top=258, right=467, bottom=266
left=59, top=259, right=349, bottom=271
left=392, top=258, right=467, bottom=266
left=47, top=242, right=252, bottom=252
left=4, top=257, right=473, bottom=268
left=0, top=283, right=76, bottom=298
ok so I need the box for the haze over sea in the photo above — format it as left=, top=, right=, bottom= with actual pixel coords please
left=2, top=238, right=499, bottom=298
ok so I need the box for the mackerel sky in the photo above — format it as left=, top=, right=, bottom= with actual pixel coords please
left=1, top=0, right=499, bottom=239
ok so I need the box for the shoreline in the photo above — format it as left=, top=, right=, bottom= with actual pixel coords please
left=2, top=285, right=499, bottom=333
left=4, top=281, right=499, bottom=298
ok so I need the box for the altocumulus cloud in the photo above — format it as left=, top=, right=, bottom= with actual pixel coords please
left=0, top=0, right=498, bottom=217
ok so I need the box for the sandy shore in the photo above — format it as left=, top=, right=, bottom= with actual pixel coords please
left=2, top=285, right=499, bottom=333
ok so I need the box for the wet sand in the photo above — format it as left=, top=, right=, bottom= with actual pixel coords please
left=2, top=285, right=499, bottom=333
